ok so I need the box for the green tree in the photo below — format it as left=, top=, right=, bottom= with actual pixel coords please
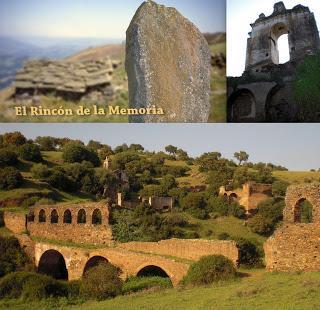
left=0, top=149, right=19, bottom=167
left=165, top=145, right=178, bottom=155
left=234, top=151, right=249, bottom=165
left=0, top=167, right=23, bottom=190
left=18, top=143, right=43, bottom=163
left=272, top=180, right=289, bottom=197
left=31, top=164, right=51, bottom=180
left=35, top=136, right=57, bottom=151
left=3, top=132, right=27, bottom=146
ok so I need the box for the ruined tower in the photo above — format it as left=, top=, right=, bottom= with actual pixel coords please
left=228, top=2, right=320, bottom=123
left=245, top=2, right=320, bottom=72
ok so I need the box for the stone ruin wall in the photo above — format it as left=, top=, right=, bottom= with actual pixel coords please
left=27, top=202, right=113, bottom=245
left=265, top=184, right=320, bottom=271
left=119, top=239, right=239, bottom=265
left=3, top=212, right=26, bottom=234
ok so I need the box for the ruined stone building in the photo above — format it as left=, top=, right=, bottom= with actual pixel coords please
left=219, top=182, right=272, bottom=215
left=265, top=184, right=320, bottom=272
left=227, top=2, right=320, bottom=122
left=14, top=58, right=120, bottom=102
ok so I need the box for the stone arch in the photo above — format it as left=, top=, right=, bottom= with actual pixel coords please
left=92, top=209, right=102, bottom=225
left=229, top=193, right=238, bottom=203
left=265, top=84, right=297, bottom=122
left=135, top=263, right=172, bottom=283
left=83, top=256, right=109, bottom=276
left=50, top=209, right=59, bottom=224
left=38, top=250, right=68, bottom=280
left=293, top=198, right=313, bottom=224
left=77, top=209, right=86, bottom=224
left=27, top=211, right=35, bottom=222
left=270, top=22, right=290, bottom=64
left=284, top=185, right=320, bottom=223
left=63, top=209, right=72, bottom=224
left=39, top=209, right=46, bottom=223
left=227, top=89, right=256, bottom=122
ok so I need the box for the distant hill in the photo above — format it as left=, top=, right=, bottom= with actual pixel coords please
left=203, top=32, right=226, bottom=45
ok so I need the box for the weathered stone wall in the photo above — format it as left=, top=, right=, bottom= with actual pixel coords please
left=27, top=202, right=113, bottom=245
left=119, top=239, right=238, bottom=265
left=265, top=184, right=320, bottom=271
left=3, top=212, right=26, bottom=234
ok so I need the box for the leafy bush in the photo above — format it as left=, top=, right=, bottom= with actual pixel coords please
left=3, top=132, right=27, bottom=147
left=21, top=197, right=40, bottom=209
left=48, top=170, right=76, bottom=192
left=183, top=255, right=236, bottom=286
left=62, top=142, right=100, bottom=167
left=272, top=180, right=289, bottom=197
left=0, top=236, right=29, bottom=278
left=0, top=149, right=19, bottom=167
left=0, top=167, right=23, bottom=190
left=234, top=238, right=263, bottom=267
left=31, top=164, right=51, bottom=180
left=18, top=143, right=43, bottom=163
left=0, top=272, right=69, bottom=300
left=80, top=263, right=123, bottom=300
left=122, top=276, right=172, bottom=294
left=181, top=193, right=209, bottom=219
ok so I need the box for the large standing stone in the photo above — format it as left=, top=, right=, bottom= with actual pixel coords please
left=126, top=1, right=211, bottom=123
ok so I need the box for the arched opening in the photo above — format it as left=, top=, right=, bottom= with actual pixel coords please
left=27, top=211, right=35, bottom=222
left=38, top=250, right=68, bottom=280
left=278, top=34, right=290, bottom=64
left=39, top=209, right=46, bottom=223
left=265, top=84, right=298, bottom=122
left=137, top=265, right=170, bottom=278
left=229, top=193, right=238, bottom=203
left=50, top=209, right=59, bottom=224
left=83, top=256, right=109, bottom=276
left=77, top=209, right=86, bottom=224
left=294, top=198, right=313, bottom=223
left=63, top=209, right=72, bottom=224
left=228, top=89, right=256, bottom=122
left=270, top=23, right=290, bottom=64
left=92, top=209, right=102, bottom=225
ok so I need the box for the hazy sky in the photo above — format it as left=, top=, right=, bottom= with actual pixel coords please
left=0, top=123, right=319, bottom=171
left=227, top=0, right=320, bottom=76
left=0, top=0, right=225, bottom=39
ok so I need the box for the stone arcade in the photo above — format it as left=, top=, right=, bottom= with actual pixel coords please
left=227, top=2, right=320, bottom=122
left=3, top=201, right=239, bottom=286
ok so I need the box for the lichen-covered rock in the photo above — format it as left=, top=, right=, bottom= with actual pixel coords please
left=126, top=0, right=211, bottom=123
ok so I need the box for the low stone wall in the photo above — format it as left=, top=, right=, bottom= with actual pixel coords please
left=264, top=223, right=320, bottom=271
left=3, top=212, right=26, bottom=234
left=119, top=239, right=239, bottom=264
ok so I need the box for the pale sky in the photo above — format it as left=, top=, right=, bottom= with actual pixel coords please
left=227, top=0, right=320, bottom=76
left=1, top=123, right=320, bottom=171
left=0, top=0, right=225, bottom=40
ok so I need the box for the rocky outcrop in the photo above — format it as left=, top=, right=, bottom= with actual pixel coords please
left=14, top=58, right=120, bottom=101
left=126, top=1, right=211, bottom=123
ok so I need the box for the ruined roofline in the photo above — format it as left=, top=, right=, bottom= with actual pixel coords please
left=250, top=3, right=311, bottom=28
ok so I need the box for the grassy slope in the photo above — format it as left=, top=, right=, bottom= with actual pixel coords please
left=1, top=271, right=320, bottom=310
left=209, top=42, right=226, bottom=123
left=273, top=170, right=320, bottom=184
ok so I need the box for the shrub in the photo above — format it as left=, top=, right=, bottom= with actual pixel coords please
left=0, top=149, right=19, bottom=167
left=0, top=236, right=29, bottom=278
left=181, top=193, right=209, bottom=219
left=0, top=272, right=69, bottom=300
left=80, top=263, right=123, bottom=300
left=122, top=276, right=172, bottom=294
left=234, top=238, right=263, bottom=267
left=62, top=142, right=100, bottom=167
left=247, top=214, right=274, bottom=236
left=0, top=167, right=23, bottom=190
left=48, top=170, right=76, bottom=192
left=183, top=255, right=236, bottom=286
left=31, top=164, right=51, bottom=180
left=21, top=197, right=40, bottom=209
left=272, top=180, right=289, bottom=197
left=18, top=143, right=43, bottom=163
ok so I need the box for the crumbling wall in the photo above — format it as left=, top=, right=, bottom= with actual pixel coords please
left=119, top=239, right=239, bottom=265
left=265, top=184, right=320, bottom=271
left=27, top=202, right=113, bottom=245
left=3, top=212, right=26, bottom=234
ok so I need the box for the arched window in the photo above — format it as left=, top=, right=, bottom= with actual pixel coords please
left=27, top=211, right=35, bottom=222
left=270, top=23, right=290, bottom=64
left=63, top=210, right=72, bottom=224
left=228, top=89, right=256, bottom=122
left=92, top=209, right=102, bottom=225
left=39, top=209, right=46, bottom=223
left=294, top=198, right=313, bottom=223
left=77, top=209, right=86, bottom=224
left=51, top=209, right=59, bottom=224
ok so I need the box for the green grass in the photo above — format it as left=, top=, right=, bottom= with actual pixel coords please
left=2, top=271, right=320, bottom=309
left=182, top=214, right=265, bottom=245
left=273, top=171, right=320, bottom=184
